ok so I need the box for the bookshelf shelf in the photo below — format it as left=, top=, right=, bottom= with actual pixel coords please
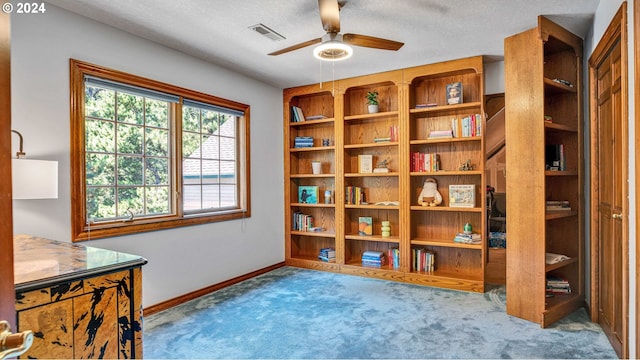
left=545, top=210, right=578, bottom=220
left=544, top=122, right=578, bottom=133
left=345, top=234, right=400, bottom=243
left=290, top=146, right=335, bottom=153
left=409, top=102, right=482, bottom=114
left=410, top=238, right=482, bottom=250
left=545, top=257, right=578, bottom=272
left=344, top=142, right=399, bottom=149
left=545, top=170, right=578, bottom=176
left=409, top=137, right=481, bottom=145
left=289, top=118, right=335, bottom=127
left=543, top=78, right=577, bottom=94
left=410, top=206, right=483, bottom=213
left=344, top=172, right=400, bottom=178
left=344, top=110, right=398, bottom=121
left=284, top=57, right=486, bottom=293
left=410, top=170, right=482, bottom=177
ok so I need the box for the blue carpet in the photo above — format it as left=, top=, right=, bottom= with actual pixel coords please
left=143, top=267, right=617, bottom=359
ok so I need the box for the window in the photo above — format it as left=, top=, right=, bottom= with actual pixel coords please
left=71, top=60, right=250, bottom=241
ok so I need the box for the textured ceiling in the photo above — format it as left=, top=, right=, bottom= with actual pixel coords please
left=45, top=0, right=600, bottom=89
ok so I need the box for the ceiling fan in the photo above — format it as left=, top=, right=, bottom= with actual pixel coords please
left=268, top=0, right=404, bottom=61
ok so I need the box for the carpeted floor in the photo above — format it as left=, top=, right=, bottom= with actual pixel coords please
left=143, top=266, right=617, bottom=359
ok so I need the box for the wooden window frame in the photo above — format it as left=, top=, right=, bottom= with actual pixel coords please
left=70, top=59, right=251, bottom=242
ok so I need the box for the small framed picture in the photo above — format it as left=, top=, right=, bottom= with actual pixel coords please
left=298, top=186, right=319, bottom=204
left=449, top=184, right=475, bottom=208
left=358, top=154, right=373, bottom=173
left=358, top=216, right=373, bottom=236
left=446, top=82, right=463, bottom=105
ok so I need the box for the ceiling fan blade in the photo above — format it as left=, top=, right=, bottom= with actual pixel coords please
left=318, top=0, right=340, bottom=33
left=268, top=38, right=323, bottom=56
left=343, top=33, right=404, bottom=51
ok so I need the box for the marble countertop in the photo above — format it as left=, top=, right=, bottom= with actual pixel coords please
left=14, top=234, right=147, bottom=292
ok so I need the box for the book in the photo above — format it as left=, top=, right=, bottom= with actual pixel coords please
left=546, top=200, right=571, bottom=211
left=545, top=252, right=570, bottom=265
left=373, top=201, right=399, bottom=206
left=449, top=184, right=475, bottom=208
left=298, top=186, right=318, bottom=204
left=305, top=114, right=327, bottom=120
left=358, top=154, right=373, bottom=173
left=446, top=82, right=463, bottom=105
left=453, top=233, right=481, bottom=244
left=358, top=217, right=373, bottom=236
left=428, top=129, right=453, bottom=139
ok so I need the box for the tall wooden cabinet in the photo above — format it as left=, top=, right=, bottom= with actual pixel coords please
left=284, top=56, right=486, bottom=292
left=505, top=17, right=584, bottom=326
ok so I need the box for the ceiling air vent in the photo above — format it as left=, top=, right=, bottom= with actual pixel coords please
left=249, top=23, right=286, bottom=41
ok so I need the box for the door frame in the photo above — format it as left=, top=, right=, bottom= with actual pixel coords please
left=588, top=2, right=629, bottom=358
left=634, top=0, right=639, bottom=356
left=0, top=10, right=15, bottom=326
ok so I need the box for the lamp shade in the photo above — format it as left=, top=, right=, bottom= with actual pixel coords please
left=12, top=159, right=58, bottom=199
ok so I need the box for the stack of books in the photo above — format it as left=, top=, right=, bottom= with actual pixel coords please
left=361, top=250, right=386, bottom=267
left=546, top=276, right=571, bottom=294
left=453, top=233, right=481, bottom=244
left=410, top=152, right=439, bottom=172
left=318, top=248, right=336, bottom=262
left=387, top=248, right=400, bottom=269
left=294, top=136, right=314, bottom=148
left=292, top=211, right=313, bottom=231
left=412, top=248, right=434, bottom=272
left=546, top=200, right=570, bottom=211
left=290, top=106, right=305, bottom=122
left=428, top=130, right=454, bottom=139
left=345, top=186, right=366, bottom=205
left=451, top=114, right=482, bottom=137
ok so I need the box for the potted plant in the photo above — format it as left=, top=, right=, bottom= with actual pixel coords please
left=366, top=91, right=379, bottom=113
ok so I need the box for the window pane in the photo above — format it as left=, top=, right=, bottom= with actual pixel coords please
left=85, top=86, right=115, bottom=120
left=202, top=110, right=218, bottom=135
left=183, top=106, right=200, bottom=132
left=86, top=119, right=115, bottom=153
left=183, top=159, right=201, bottom=183
left=201, top=135, right=218, bottom=159
left=202, top=184, right=219, bottom=209
left=145, top=128, right=168, bottom=157
left=220, top=137, right=235, bottom=160
left=117, top=156, right=143, bottom=185
left=87, top=187, right=116, bottom=220
left=86, top=153, right=115, bottom=186
left=145, top=98, right=168, bottom=128
left=219, top=115, right=236, bottom=137
left=220, top=160, right=236, bottom=183
left=117, top=93, right=144, bottom=124
left=146, top=186, right=170, bottom=214
left=220, top=184, right=237, bottom=207
left=202, top=160, right=219, bottom=184
left=117, top=187, right=143, bottom=217
left=182, top=132, right=201, bottom=158
left=183, top=184, right=202, bottom=211
left=146, top=158, right=168, bottom=185
left=117, top=123, right=143, bottom=154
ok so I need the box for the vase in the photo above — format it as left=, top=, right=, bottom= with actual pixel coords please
left=367, top=104, right=379, bottom=114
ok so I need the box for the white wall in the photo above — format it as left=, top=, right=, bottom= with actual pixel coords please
left=10, top=5, right=285, bottom=307
left=590, top=0, right=637, bottom=357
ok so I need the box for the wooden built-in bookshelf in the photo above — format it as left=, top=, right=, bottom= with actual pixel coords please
left=283, top=56, right=486, bottom=292
left=505, top=16, right=584, bottom=327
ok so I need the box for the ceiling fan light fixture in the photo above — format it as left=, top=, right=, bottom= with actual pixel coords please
left=313, top=41, right=353, bottom=61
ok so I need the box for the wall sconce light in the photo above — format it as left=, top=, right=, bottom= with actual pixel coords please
left=11, top=130, right=58, bottom=199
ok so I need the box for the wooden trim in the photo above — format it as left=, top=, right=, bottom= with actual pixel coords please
left=69, top=59, right=251, bottom=242
left=143, top=262, right=285, bottom=316
left=0, top=11, right=15, bottom=325
left=635, top=0, right=640, bottom=357
left=588, top=3, right=628, bottom=358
